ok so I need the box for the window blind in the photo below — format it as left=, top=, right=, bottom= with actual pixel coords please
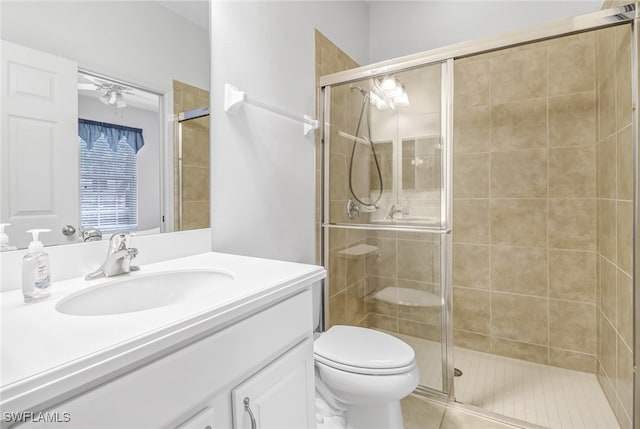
left=80, top=134, right=138, bottom=232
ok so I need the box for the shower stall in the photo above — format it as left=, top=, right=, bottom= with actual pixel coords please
left=172, top=79, right=210, bottom=232
left=174, top=106, right=210, bottom=231
left=319, top=4, right=638, bottom=429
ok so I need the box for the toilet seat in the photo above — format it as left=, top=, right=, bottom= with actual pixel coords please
left=314, top=325, right=416, bottom=375
left=315, top=354, right=416, bottom=375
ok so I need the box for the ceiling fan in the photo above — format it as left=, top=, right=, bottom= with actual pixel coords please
left=77, top=75, right=133, bottom=108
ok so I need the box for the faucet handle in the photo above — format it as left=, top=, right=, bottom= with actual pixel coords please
left=81, top=226, right=102, bottom=242
left=125, top=247, right=140, bottom=272
left=108, top=231, right=135, bottom=251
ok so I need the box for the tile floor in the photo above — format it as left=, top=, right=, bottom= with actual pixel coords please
left=392, top=332, right=619, bottom=429
left=454, top=348, right=619, bottom=429
left=401, top=395, right=522, bottom=429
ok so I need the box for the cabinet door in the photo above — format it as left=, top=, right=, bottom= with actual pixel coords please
left=232, top=339, right=315, bottom=429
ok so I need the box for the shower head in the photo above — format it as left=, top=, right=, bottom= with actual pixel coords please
left=350, top=85, right=368, bottom=98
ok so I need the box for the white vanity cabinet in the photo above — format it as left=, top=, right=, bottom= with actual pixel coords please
left=16, top=289, right=315, bottom=429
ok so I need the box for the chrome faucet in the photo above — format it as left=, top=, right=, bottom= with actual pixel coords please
left=85, top=231, right=139, bottom=280
left=347, top=199, right=361, bottom=218
left=386, top=204, right=403, bottom=219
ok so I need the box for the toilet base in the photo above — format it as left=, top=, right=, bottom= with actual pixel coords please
left=346, top=402, right=404, bottom=429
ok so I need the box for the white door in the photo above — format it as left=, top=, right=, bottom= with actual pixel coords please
left=232, top=339, right=316, bottom=429
left=1, top=40, right=79, bottom=248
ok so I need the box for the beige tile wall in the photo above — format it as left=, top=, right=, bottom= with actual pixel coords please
left=315, top=31, right=361, bottom=265
left=325, top=226, right=443, bottom=341
left=315, top=31, right=370, bottom=327
left=360, top=230, right=443, bottom=341
left=173, top=80, right=210, bottom=231
left=594, top=24, right=634, bottom=429
left=452, top=33, right=600, bottom=373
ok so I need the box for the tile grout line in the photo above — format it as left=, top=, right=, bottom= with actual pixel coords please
left=488, top=55, right=494, bottom=358
left=545, top=43, right=551, bottom=367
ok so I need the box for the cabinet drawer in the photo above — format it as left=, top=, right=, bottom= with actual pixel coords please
left=17, top=289, right=313, bottom=429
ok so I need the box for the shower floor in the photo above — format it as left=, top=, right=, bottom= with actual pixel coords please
left=390, top=333, right=619, bottom=429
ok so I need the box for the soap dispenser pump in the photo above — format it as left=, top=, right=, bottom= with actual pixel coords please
left=0, top=223, right=16, bottom=251
left=22, top=228, right=51, bottom=303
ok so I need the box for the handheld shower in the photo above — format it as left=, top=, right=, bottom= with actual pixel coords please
left=347, top=84, right=383, bottom=211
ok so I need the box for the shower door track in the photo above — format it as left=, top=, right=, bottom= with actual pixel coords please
left=319, top=4, right=637, bottom=88
left=322, top=223, right=451, bottom=234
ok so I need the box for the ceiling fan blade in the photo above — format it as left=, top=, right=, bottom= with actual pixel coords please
left=81, top=74, right=107, bottom=85
left=77, top=83, right=98, bottom=91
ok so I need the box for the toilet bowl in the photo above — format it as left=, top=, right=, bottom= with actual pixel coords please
left=314, top=325, right=419, bottom=429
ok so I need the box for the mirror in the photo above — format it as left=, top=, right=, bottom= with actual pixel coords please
left=0, top=1, right=210, bottom=249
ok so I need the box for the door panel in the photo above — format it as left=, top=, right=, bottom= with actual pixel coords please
left=1, top=40, right=79, bottom=247
left=322, top=61, right=452, bottom=396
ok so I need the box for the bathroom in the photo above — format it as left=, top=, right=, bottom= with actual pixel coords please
left=1, top=1, right=638, bottom=429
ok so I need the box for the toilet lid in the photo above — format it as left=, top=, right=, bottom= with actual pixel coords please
left=314, top=325, right=415, bottom=370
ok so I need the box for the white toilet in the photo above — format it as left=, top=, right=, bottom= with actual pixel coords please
left=313, top=322, right=419, bottom=429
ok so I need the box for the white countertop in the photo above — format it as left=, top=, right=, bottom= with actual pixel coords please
left=0, top=252, right=325, bottom=412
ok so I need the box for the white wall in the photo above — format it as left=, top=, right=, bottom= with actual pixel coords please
left=0, top=1, right=209, bottom=93
left=78, top=96, right=161, bottom=231
left=368, top=1, right=603, bottom=63
left=211, top=1, right=369, bottom=264
left=1, top=0, right=208, bottom=244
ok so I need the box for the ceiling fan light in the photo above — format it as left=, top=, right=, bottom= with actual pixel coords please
left=115, top=94, right=127, bottom=108
left=108, top=91, right=117, bottom=105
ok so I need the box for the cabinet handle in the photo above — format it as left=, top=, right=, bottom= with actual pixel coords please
left=243, top=397, right=257, bottom=429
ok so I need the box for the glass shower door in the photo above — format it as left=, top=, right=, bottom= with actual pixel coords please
left=322, top=60, right=453, bottom=395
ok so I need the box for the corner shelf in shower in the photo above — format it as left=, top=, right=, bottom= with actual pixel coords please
left=337, top=244, right=378, bottom=258
left=368, top=287, right=442, bottom=308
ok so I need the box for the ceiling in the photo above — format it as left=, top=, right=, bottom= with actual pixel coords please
left=154, top=0, right=209, bottom=31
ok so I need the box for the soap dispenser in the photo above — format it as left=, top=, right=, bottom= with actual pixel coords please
left=0, top=223, right=17, bottom=251
left=22, top=229, right=51, bottom=303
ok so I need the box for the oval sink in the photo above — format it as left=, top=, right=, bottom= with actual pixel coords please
left=56, top=269, right=234, bottom=316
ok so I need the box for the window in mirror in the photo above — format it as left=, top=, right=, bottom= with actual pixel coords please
left=401, top=136, right=442, bottom=192
left=80, top=127, right=138, bottom=232
left=78, top=72, right=161, bottom=236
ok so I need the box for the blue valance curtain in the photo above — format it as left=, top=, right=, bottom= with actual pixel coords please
left=78, top=119, right=145, bottom=153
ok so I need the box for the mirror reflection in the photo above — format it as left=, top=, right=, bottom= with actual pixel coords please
left=0, top=1, right=210, bottom=249
left=327, top=62, right=444, bottom=227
